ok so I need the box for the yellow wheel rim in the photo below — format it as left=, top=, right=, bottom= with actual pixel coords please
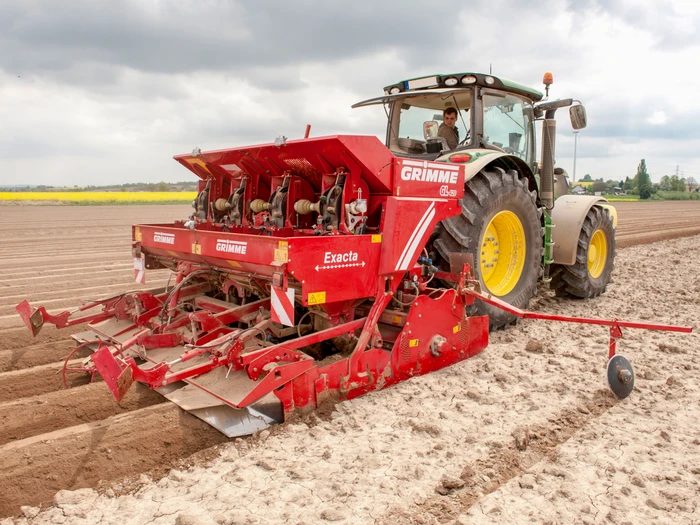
left=588, top=230, right=607, bottom=279
left=480, top=211, right=526, bottom=296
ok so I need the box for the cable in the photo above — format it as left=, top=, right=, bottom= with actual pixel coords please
left=427, top=288, right=449, bottom=299
left=239, top=326, right=268, bottom=343
left=158, top=269, right=213, bottom=325
left=296, top=311, right=313, bottom=338
left=447, top=94, right=471, bottom=145
left=185, top=325, right=267, bottom=351
left=391, top=292, right=418, bottom=307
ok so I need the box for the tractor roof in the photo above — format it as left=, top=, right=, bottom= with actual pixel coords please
left=382, top=73, right=544, bottom=102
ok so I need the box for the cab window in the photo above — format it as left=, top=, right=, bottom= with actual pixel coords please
left=482, top=93, right=534, bottom=163
left=389, top=92, right=472, bottom=155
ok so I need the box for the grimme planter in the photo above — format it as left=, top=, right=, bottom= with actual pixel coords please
left=17, top=73, right=692, bottom=437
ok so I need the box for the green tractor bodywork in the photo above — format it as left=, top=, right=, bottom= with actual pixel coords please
left=353, top=72, right=616, bottom=329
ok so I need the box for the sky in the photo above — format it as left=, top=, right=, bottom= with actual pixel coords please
left=1, top=0, right=699, bottom=187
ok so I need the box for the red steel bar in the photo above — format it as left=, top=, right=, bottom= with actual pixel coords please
left=465, top=287, right=692, bottom=333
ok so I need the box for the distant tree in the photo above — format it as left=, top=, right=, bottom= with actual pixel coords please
left=591, top=181, right=607, bottom=193
left=659, top=175, right=671, bottom=191
left=668, top=175, right=687, bottom=192
left=687, top=177, right=698, bottom=192
left=621, top=176, right=634, bottom=192
left=634, top=159, right=652, bottom=199
left=156, top=181, right=170, bottom=192
left=582, top=174, right=593, bottom=181
left=669, top=175, right=678, bottom=191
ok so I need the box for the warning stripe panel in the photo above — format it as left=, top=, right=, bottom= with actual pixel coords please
left=270, top=286, right=294, bottom=327
left=134, top=255, right=146, bottom=284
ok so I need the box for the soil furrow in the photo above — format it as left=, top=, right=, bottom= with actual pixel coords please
left=376, top=390, right=618, bottom=524
left=0, top=338, right=77, bottom=372
left=0, top=382, right=165, bottom=445
left=0, top=403, right=228, bottom=518
left=0, top=360, right=94, bottom=403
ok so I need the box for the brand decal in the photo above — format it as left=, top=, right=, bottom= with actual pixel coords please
left=324, top=251, right=358, bottom=264
left=440, top=185, right=457, bottom=197
left=153, top=232, right=175, bottom=244
left=399, top=160, right=460, bottom=185
left=317, top=250, right=365, bottom=271
left=216, top=239, right=247, bottom=254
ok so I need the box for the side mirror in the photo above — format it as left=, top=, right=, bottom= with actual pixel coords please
left=570, top=105, right=587, bottom=130
left=424, top=121, right=438, bottom=140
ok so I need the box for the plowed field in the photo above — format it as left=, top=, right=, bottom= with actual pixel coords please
left=0, top=202, right=698, bottom=524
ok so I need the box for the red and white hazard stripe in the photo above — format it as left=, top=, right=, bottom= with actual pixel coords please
left=134, top=255, right=146, bottom=284
left=270, top=286, right=295, bottom=327
left=395, top=201, right=436, bottom=271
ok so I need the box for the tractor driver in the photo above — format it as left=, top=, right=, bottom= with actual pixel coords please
left=438, top=107, right=459, bottom=150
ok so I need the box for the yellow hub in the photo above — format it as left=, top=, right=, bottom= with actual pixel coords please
left=588, top=230, right=607, bottom=278
left=480, top=211, right=526, bottom=296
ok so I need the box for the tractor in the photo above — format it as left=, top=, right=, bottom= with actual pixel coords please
left=353, top=72, right=616, bottom=329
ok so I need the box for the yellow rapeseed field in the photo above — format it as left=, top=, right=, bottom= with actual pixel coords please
left=0, top=192, right=197, bottom=202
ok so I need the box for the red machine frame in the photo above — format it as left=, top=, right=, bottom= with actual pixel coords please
left=15, top=135, right=693, bottom=436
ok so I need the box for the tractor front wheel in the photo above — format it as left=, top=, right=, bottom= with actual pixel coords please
left=550, top=206, right=615, bottom=298
left=431, top=167, right=543, bottom=330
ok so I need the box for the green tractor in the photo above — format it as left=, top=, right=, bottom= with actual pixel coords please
left=353, top=72, right=616, bottom=329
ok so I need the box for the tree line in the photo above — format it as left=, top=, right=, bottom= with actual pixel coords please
left=578, top=160, right=698, bottom=199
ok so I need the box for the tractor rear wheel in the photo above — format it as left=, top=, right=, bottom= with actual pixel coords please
left=431, top=167, right=543, bottom=330
left=550, top=206, right=615, bottom=298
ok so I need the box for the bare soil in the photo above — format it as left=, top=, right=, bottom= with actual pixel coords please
left=0, top=203, right=698, bottom=524
left=613, top=200, right=700, bottom=247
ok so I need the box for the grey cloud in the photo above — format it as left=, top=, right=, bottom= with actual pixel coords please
left=0, top=0, right=467, bottom=84
left=580, top=93, right=700, bottom=141
left=565, top=0, right=700, bottom=51
left=2, top=0, right=698, bottom=186
left=240, top=66, right=308, bottom=92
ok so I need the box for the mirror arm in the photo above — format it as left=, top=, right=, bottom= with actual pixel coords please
left=535, top=98, right=574, bottom=118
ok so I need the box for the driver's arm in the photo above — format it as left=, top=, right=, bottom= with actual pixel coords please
left=438, top=126, right=458, bottom=149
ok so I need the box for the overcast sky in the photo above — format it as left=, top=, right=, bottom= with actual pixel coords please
left=2, top=0, right=699, bottom=186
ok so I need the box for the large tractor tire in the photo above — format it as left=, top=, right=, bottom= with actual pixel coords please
left=431, top=167, right=543, bottom=330
left=550, top=206, right=615, bottom=298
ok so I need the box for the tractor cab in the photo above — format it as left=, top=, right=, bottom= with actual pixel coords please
left=352, top=73, right=543, bottom=169
left=353, top=72, right=597, bottom=331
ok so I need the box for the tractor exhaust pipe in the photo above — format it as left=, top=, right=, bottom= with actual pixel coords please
left=540, top=117, right=556, bottom=209
left=536, top=97, right=574, bottom=210
left=537, top=73, right=582, bottom=210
